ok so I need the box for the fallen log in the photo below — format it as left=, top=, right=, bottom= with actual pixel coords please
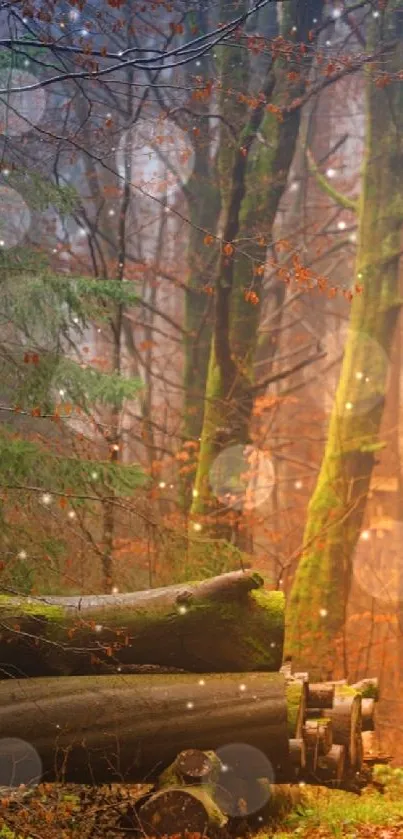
left=0, top=671, right=293, bottom=784
left=0, top=570, right=284, bottom=676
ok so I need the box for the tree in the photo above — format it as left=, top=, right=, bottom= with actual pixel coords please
left=188, top=0, right=325, bottom=550
left=285, top=0, right=403, bottom=680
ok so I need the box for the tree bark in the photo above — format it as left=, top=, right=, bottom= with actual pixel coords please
left=0, top=671, right=292, bottom=784
left=0, top=571, right=285, bottom=677
left=285, top=3, right=403, bottom=679
left=189, top=1, right=324, bottom=547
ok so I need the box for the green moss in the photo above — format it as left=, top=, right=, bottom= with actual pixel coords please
left=0, top=595, right=64, bottom=621
left=334, top=685, right=358, bottom=699
left=286, top=681, right=304, bottom=738
left=283, top=784, right=403, bottom=836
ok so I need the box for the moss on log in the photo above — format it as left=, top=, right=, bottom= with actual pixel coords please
left=0, top=671, right=292, bottom=784
left=0, top=570, right=284, bottom=676
left=351, top=678, right=379, bottom=701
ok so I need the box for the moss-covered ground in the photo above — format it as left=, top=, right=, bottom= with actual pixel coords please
left=1, top=766, right=402, bottom=839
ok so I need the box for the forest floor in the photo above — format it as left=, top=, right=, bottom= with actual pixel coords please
left=0, top=773, right=402, bottom=839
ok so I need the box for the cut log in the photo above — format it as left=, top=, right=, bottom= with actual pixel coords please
left=303, top=719, right=333, bottom=758
left=361, top=698, right=375, bottom=732
left=138, top=786, right=227, bottom=837
left=176, top=749, right=214, bottom=785
left=158, top=754, right=302, bottom=822
left=327, top=689, right=362, bottom=770
left=0, top=672, right=292, bottom=784
left=158, top=750, right=218, bottom=787
left=289, top=739, right=306, bottom=772
left=361, top=731, right=391, bottom=764
left=307, top=683, right=335, bottom=709
left=286, top=680, right=307, bottom=739
left=0, top=570, right=285, bottom=676
left=316, top=744, right=345, bottom=784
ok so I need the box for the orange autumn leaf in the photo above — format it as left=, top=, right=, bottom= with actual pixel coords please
left=203, top=234, right=214, bottom=246
left=223, top=242, right=234, bottom=256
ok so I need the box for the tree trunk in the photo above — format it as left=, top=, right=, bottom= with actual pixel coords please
left=189, top=1, right=324, bottom=547
left=285, top=4, right=403, bottom=679
left=0, top=570, right=285, bottom=677
left=0, top=671, right=292, bottom=784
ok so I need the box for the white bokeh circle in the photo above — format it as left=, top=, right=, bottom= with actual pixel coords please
left=321, top=328, right=390, bottom=419
left=209, top=743, right=274, bottom=817
left=353, top=519, right=403, bottom=604
left=0, top=70, right=46, bottom=136
left=209, top=444, right=275, bottom=511
left=0, top=186, right=31, bottom=248
left=116, top=118, right=194, bottom=201
left=0, top=737, right=42, bottom=787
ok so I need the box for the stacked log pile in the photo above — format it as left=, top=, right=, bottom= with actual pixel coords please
left=0, top=570, right=385, bottom=803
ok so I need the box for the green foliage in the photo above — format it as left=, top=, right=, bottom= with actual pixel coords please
left=6, top=170, right=79, bottom=214
left=0, top=428, right=146, bottom=498
left=0, top=36, right=45, bottom=71
left=53, top=357, right=142, bottom=410
left=0, top=169, right=146, bottom=592
left=281, top=783, right=403, bottom=837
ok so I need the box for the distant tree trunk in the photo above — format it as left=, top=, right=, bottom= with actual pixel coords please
left=285, top=5, right=403, bottom=679
left=190, top=2, right=323, bottom=549
left=182, top=6, right=221, bottom=481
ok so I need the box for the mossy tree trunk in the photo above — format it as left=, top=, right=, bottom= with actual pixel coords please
left=189, top=2, right=323, bottom=547
left=285, top=5, right=403, bottom=680
left=182, top=6, right=221, bottom=477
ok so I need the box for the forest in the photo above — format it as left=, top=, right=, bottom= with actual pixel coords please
left=0, top=0, right=403, bottom=837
